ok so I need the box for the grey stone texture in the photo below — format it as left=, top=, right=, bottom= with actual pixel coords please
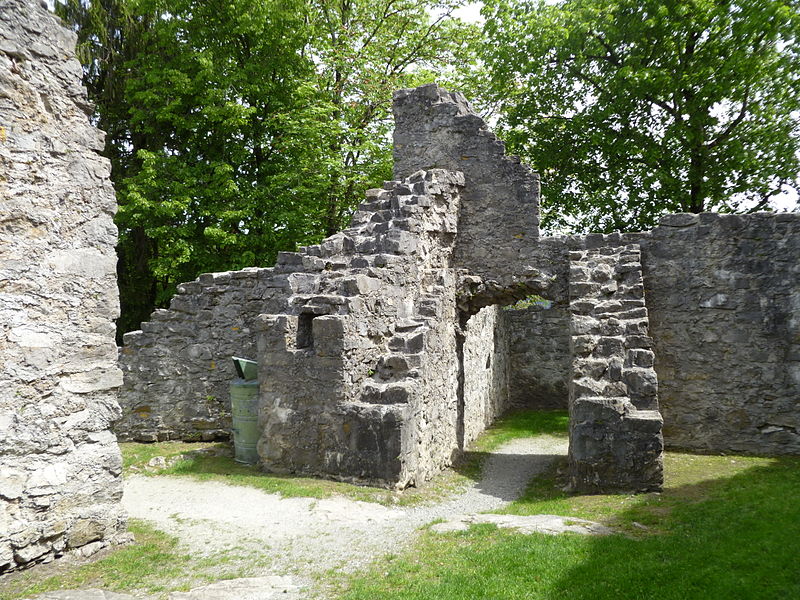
left=393, top=84, right=550, bottom=308
left=116, top=267, right=282, bottom=442
left=566, top=244, right=664, bottom=492
left=503, top=304, right=570, bottom=409
left=637, top=212, right=800, bottom=455
left=1, top=0, right=126, bottom=572
left=255, top=169, right=477, bottom=487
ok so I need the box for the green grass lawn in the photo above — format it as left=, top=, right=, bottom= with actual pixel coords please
left=339, top=448, right=800, bottom=600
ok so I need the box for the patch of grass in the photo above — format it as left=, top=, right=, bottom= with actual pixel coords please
left=472, top=409, right=569, bottom=453
left=455, top=409, right=568, bottom=480
left=120, top=410, right=567, bottom=507
left=337, top=453, right=800, bottom=600
left=0, top=521, right=182, bottom=599
left=120, top=441, right=217, bottom=471
left=0, top=520, right=272, bottom=600
left=121, top=440, right=469, bottom=507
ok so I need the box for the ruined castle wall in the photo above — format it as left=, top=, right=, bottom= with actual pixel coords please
left=634, top=213, right=800, bottom=455
left=566, top=243, right=664, bottom=492
left=256, top=170, right=468, bottom=487
left=116, top=268, right=286, bottom=441
left=503, top=305, right=570, bottom=410
left=462, top=306, right=511, bottom=444
left=393, top=85, right=541, bottom=293
left=0, top=1, right=125, bottom=571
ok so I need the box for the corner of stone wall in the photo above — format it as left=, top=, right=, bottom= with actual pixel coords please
left=255, top=169, right=466, bottom=488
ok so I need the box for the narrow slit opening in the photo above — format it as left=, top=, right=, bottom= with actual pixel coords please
left=296, top=314, right=315, bottom=349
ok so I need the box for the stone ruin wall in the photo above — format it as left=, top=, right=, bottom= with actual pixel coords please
left=255, top=170, right=468, bottom=486
left=393, top=85, right=545, bottom=301
left=116, top=268, right=285, bottom=442
left=115, top=81, right=799, bottom=492
left=254, top=169, right=515, bottom=487
left=529, top=219, right=800, bottom=456
left=637, top=213, right=800, bottom=455
left=0, top=0, right=125, bottom=572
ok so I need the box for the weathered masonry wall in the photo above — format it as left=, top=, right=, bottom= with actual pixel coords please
left=256, top=170, right=468, bottom=487
left=503, top=305, right=570, bottom=409
left=567, top=244, right=663, bottom=492
left=636, top=213, right=800, bottom=455
left=0, top=1, right=125, bottom=572
left=117, top=268, right=284, bottom=441
left=393, top=85, right=547, bottom=304
left=462, top=306, right=512, bottom=444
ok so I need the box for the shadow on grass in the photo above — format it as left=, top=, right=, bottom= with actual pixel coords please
left=451, top=409, right=570, bottom=482
left=543, top=456, right=800, bottom=600
left=340, top=456, right=800, bottom=600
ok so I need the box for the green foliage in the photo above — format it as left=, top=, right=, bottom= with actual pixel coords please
left=338, top=453, right=800, bottom=600
left=482, top=0, right=800, bottom=233
left=57, top=0, right=479, bottom=339
left=503, top=294, right=552, bottom=311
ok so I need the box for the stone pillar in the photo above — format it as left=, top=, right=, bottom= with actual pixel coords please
left=567, top=244, right=664, bottom=492
left=1, top=0, right=126, bottom=571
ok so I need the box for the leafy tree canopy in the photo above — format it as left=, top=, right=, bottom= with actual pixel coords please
left=482, top=0, right=800, bottom=233
left=56, top=0, right=478, bottom=339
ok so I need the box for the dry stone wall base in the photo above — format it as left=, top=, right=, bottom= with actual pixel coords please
left=567, top=245, right=664, bottom=493
left=0, top=0, right=125, bottom=572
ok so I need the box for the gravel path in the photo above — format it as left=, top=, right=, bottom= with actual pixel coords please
left=122, top=434, right=568, bottom=597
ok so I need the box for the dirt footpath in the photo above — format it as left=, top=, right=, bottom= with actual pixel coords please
left=122, top=435, right=568, bottom=596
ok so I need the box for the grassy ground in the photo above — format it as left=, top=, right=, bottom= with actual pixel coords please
left=0, top=520, right=266, bottom=599
left=5, top=411, right=797, bottom=600
left=338, top=448, right=800, bottom=600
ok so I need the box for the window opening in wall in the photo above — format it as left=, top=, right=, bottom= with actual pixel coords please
left=503, top=294, right=553, bottom=311
left=297, top=314, right=315, bottom=349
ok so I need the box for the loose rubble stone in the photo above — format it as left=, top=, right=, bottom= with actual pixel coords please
left=1, top=0, right=125, bottom=573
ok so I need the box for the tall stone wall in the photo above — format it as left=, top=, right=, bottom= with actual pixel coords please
left=393, top=85, right=547, bottom=304
left=0, top=0, right=125, bottom=572
left=635, top=213, right=800, bottom=455
left=256, top=170, right=467, bottom=487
